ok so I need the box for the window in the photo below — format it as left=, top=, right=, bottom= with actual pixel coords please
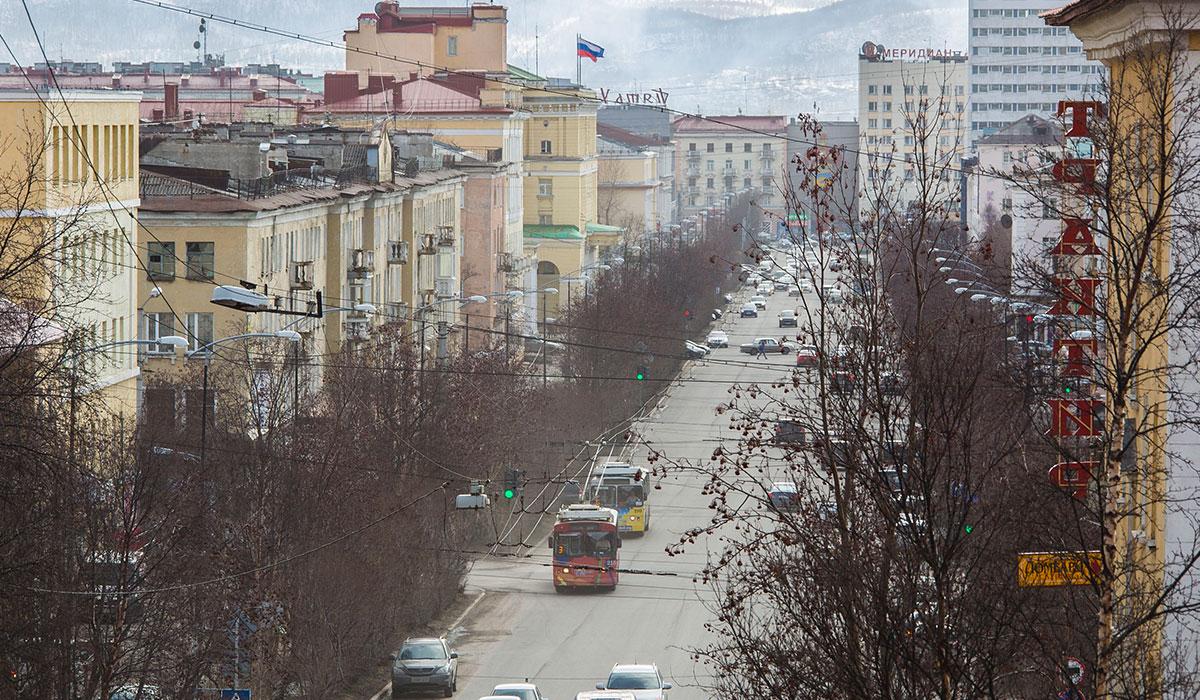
left=706, top=177, right=714, bottom=189
left=688, top=142, right=696, bottom=151
left=1001, top=197, right=1012, bottom=212
left=868, top=85, right=878, bottom=95
left=144, top=312, right=175, bottom=354
left=538, top=214, right=552, bottom=225
left=904, top=85, right=914, bottom=95
left=761, top=177, right=771, bottom=187
left=539, top=139, right=552, bottom=155
left=868, top=118, right=878, bottom=129
left=882, top=84, right=892, bottom=95
left=882, top=101, right=892, bottom=111
left=147, top=241, right=175, bottom=279
left=185, top=312, right=214, bottom=354
left=185, top=241, right=214, bottom=280
left=868, top=101, right=878, bottom=112
left=743, top=143, right=752, bottom=152
left=725, top=143, right=733, bottom=152
left=744, top=177, right=751, bottom=187
left=706, top=160, right=714, bottom=171
left=743, top=159, right=751, bottom=169
left=1043, top=199, right=1058, bottom=219
left=447, top=36, right=458, bottom=56
left=538, top=178, right=553, bottom=197
left=762, top=144, right=772, bottom=153
left=706, top=143, right=714, bottom=152
left=724, top=159, right=732, bottom=170
left=688, top=177, right=697, bottom=186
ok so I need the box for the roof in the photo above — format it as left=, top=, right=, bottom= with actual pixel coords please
left=977, top=114, right=1063, bottom=146
left=597, top=124, right=665, bottom=148
left=1042, top=0, right=1116, bottom=25
left=492, top=684, right=538, bottom=690
left=671, top=115, right=787, bottom=134
left=523, top=224, right=583, bottom=240
left=506, top=64, right=544, bottom=82
left=139, top=172, right=408, bottom=214
left=585, top=223, right=625, bottom=234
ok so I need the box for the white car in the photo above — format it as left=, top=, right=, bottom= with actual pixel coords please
left=490, top=682, right=548, bottom=700
left=706, top=330, right=730, bottom=348
left=597, top=664, right=673, bottom=700
left=756, top=283, right=774, bottom=296
left=799, top=279, right=814, bottom=292
left=750, top=295, right=768, bottom=310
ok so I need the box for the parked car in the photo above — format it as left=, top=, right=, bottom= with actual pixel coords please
left=750, top=295, right=768, bottom=310
left=788, top=285, right=802, bottom=297
left=773, top=280, right=790, bottom=291
left=740, top=303, right=758, bottom=318
left=684, top=340, right=710, bottom=359
left=706, top=330, right=730, bottom=348
left=773, top=419, right=810, bottom=444
left=391, top=637, right=458, bottom=697
left=794, top=344, right=820, bottom=368
left=799, top=279, right=814, bottom=292
left=768, top=481, right=800, bottom=510
left=778, top=309, right=798, bottom=327
left=596, top=664, right=672, bottom=700
left=490, top=682, right=548, bottom=700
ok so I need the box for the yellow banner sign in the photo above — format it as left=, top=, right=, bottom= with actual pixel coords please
left=1017, top=551, right=1102, bottom=587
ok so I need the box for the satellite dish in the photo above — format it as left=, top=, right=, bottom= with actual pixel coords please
left=193, top=41, right=201, bottom=50
left=1000, top=214, right=1013, bottom=229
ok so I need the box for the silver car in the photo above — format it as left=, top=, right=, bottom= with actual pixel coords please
left=596, top=664, right=672, bottom=700
left=391, top=637, right=458, bottom=697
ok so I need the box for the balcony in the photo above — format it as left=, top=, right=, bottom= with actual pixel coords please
left=436, top=225, right=455, bottom=247
left=418, top=233, right=436, bottom=255
left=435, top=277, right=457, bottom=299
left=343, top=315, right=370, bottom=341
left=686, top=150, right=701, bottom=162
left=350, top=249, right=375, bottom=272
left=289, top=260, right=314, bottom=290
left=388, top=240, right=409, bottom=265
left=497, top=251, right=515, bottom=273
left=685, top=165, right=700, bottom=176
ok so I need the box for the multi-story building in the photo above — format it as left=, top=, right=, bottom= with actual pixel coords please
left=343, top=2, right=508, bottom=80
left=964, top=114, right=1061, bottom=294
left=598, top=105, right=676, bottom=225
left=858, top=48, right=968, bottom=215
left=0, top=89, right=142, bottom=417
left=136, top=125, right=452, bottom=397
left=597, top=125, right=663, bottom=237
left=672, top=115, right=788, bottom=224
left=785, top=119, right=859, bottom=236
left=968, top=0, right=1103, bottom=146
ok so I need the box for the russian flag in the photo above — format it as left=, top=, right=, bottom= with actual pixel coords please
left=577, top=37, right=605, bottom=62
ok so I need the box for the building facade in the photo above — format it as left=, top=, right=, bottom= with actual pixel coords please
left=672, top=115, right=788, bottom=224
left=344, top=2, right=508, bottom=80
left=0, top=90, right=142, bottom=417
left=964, top=114, right=1061, bottom=294
left=967, top=0, right=1103, bottom=146
left=857, top=50, right=968, bottom=215
left=596, top=126, right=662, bottom=238
left=786, top=119, right=859, bottom=236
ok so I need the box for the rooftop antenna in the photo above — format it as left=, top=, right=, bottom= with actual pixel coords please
left=534, top=24, right=539, bottom=76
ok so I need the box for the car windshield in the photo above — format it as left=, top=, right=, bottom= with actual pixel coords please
left=493, top=690, right=534, bottom=700
left=607, top=671, right=660, bottom=689
left=400, top=642, right=445, bottom=660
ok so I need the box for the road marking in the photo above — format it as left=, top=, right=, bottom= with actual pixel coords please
left=368, top=591, right=487, bottom=700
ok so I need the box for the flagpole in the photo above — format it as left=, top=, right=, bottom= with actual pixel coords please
left=576, top=33, right=582, bottom=85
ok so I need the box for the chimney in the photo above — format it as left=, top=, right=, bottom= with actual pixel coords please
left=252, top=89, right=267, bottom=102
left=324, top=71, right=360, bottom=104
left=164, top=83, right=180, bottom=121
left=250, top=75, right=259, bottom=88
left=181, top=74, right=190, bottom=87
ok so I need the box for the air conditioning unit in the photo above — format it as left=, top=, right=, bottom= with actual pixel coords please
left=419, top=233, right=436, bottom=255
left=497, top=252, right=514, bottom=273
left=289, top=260, right=314, bottom=290
left=435, top=277, right=456, bottom=299
left=388, top=240, right=409, bottom=265
left=436, top=226, right=455, bottom=247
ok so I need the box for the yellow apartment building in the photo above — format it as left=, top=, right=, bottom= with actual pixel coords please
left=344, top=2, right=508, bottom=82
left=1045, top=2, right=1199, bottom=696
left=597, top=126, right=662, bottom=237
left=0, top=90, right=142, bottom=418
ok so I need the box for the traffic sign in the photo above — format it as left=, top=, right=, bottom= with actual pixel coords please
left=221, top=690, right=251, bottom=700
left=1064, top=657, right=1086, bottom=685
left=1017, top=551, right=1102, bottom=587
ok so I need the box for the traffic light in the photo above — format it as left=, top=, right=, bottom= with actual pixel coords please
left=683, top=308, right=692, bottom=319
left=635, top=366, right=648, bottom=381
left=964, top=524, right=975, bottom=534
left=502, top=468, right=519, bottom=499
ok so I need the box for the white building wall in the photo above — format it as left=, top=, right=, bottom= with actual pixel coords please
left=967, top=0, right=1103, bottom=147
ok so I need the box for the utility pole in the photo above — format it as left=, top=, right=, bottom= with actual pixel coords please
left=436, top=319, right=449, bottom=363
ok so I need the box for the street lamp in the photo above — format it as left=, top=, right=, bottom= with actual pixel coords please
left=186, top=330, right=302, bottom=467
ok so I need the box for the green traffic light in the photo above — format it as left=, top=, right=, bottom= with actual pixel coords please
left=636, top=370, right=646, bottom=381
left=1064, top=385, right=1073, bottom=394
left=964, top=524, right=974, bottom=534
left=503, top=488, right=515, bottom=499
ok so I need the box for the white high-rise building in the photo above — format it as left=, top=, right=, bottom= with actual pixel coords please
left=967, top=0, right=1103, bottom=147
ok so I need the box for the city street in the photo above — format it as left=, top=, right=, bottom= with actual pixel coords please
left=423, top=283, right=805, bottom=700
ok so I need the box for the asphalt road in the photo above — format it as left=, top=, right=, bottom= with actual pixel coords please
left=424, top=281, right=812, bottom=700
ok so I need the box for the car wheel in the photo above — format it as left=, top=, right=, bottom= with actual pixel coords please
left=443, top=686, right=453, bottom=698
